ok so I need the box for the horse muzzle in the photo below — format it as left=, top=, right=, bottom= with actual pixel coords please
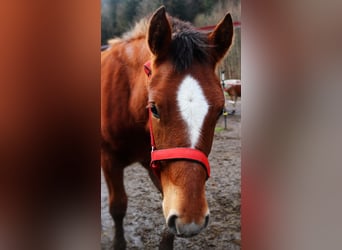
left=166, top=211, right=210, bottom=237
left=160, top=160, right=210, bottom=238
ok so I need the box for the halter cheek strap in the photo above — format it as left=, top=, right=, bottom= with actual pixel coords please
left=144, top=61, right=211, bottom=181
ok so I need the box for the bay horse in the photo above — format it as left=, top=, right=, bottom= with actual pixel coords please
left=101, top=6, right=233, bottom=249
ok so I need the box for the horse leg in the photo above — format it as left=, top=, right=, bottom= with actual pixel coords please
left=140, top=161, right=162, bottom=193
left=159, top=229, right=175, bottom=250
left=228, top=94, right=236, bottom=115
left=233, top=94, right=237, bottom=114
left=140, top=161, right=175, bottom=249
left=102, top=153, right=127, bottom=250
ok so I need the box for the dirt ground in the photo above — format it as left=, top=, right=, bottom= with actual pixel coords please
left=101, top=100, right=241, bottom=250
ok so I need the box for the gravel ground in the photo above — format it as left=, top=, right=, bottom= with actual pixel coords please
left=101, top=100, right=241, bottom=250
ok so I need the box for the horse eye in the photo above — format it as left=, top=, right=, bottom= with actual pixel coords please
left=150, top=104, right=160, bottom=119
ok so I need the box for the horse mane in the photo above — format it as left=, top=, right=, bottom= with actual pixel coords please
left=107, top=14, right=211, bottom=72
left=108, top=18, right=149, bottom=46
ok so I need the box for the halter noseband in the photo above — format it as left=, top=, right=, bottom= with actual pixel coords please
left=144, top=61, right=211, bottom=181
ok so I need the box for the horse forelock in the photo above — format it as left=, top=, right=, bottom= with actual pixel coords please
left=169, top=18, right=211, bottom=72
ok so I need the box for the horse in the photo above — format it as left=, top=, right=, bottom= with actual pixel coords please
left=101, top=6, right=233, bottom=249
left=224, top=79, right=241, bottom=115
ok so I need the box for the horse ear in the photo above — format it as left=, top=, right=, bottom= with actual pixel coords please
left=147, top=6, right=172, bottom=58
left=208, top=13, right=234, bottom=62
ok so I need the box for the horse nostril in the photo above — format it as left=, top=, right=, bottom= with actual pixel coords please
left=204, top=214, right=210, bottom=228
left=167, top=214, right=178, bottom=231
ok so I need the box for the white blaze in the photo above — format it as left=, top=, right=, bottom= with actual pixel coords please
left=176, top=75, right=209, bottom=148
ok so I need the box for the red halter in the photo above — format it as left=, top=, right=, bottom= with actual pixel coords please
left=144, top=61, right=211, bottom=181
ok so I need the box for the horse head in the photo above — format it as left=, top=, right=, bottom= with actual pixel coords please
left=145, top=6, right=234, bottom=237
